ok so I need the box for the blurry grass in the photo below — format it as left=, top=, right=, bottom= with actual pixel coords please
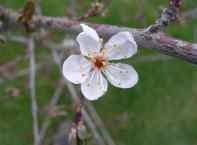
left=0, top=0, right=197, bottom=145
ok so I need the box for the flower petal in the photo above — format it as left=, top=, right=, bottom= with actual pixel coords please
left=81, top=24, right=99, bottom=41
left=77, top=24, right=102, bottom=56
left=104, top=32, right=137, bottom=60
left=103, top=63, right=138, bottom=88
left=62, top=55, right=91, bottom=84
left=81, top=70, right=108, bottom=100
left=77, top=32, right=102, bottom=56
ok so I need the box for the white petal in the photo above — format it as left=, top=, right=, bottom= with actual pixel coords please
left=104, top=32, right=137, bottom=60
left=81, top=24, right=99, bottom=41
left=103, top=63, right=138, bottom=88
left=77, top=32, right=102, bottom=56
left=62, top=55, right=91, bottom=84
left=81, top=70, right=108, bottom=101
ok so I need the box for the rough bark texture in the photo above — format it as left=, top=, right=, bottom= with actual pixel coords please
left=0, top=6, right=197, bottom=64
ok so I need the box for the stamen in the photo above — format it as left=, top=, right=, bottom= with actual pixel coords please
left=91, top=55, right=106, bottom=70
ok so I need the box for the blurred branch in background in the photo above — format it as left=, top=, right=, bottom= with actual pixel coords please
left=69, top=0, right=76, bottom=16
left=193, top=27, right=197, bottom=43
left=39, top=79, right=65, bottom=145
left=183, top=7, right=197, bottom=20
left=25, top=1, right=41, bottom=144
left=26, top=35, right=40, bottom=145
left=34, top=0, right=41, bottom=15
left=0, top=61, right=44, bottom=85
left=135, top=0, right=145, bottom=21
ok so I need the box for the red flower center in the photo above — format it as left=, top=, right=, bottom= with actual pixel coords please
left=91, top=56, right=106, bottom=70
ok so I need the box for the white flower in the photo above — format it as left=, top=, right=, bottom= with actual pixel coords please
left=62, top=24, right=138, bottom=101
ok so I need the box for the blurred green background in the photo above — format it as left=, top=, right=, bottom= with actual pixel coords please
left=0, top=0, right=197, bottom=145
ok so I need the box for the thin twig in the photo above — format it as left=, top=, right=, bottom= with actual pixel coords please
left=0, top=63, right=43, bottom=85
left=85, top=101, right=116, bottom=145
left=39, top=79, right=64, bottom=144
left=27, top=1, right=41, bottom=143
left=0, top=55, right=27, bottom=72
left=68, top=0, right=76, bottom=16
left=34, top=0, right=42, bottom=15
left=75, top=2, right=105, bottom=21
left=65, top=82, right=106, bottom=145
left=27, top=35, right=40, bottom=145
left=193, top=27, right=197, bottom=43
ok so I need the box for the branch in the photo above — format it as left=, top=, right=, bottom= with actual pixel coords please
left=0, top=6, right=197, bottom=64
left=146, top=0, right=182, bottom=32
left=27, top=35, right=40, bottom=145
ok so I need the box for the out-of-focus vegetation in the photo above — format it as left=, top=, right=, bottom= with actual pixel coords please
left=0, top=0, right=197, bottom=145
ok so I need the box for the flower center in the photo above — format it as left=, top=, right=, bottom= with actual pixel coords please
left=91, top=55, right=107, bottom=70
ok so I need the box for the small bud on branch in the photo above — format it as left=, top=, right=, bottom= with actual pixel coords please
left=170, top=0, right=182, bottom=8
left=17, top=0, right=35, bottom=33
left=146, top=0, right=183, bottom=33
left=75, top=2, right=104, bottom=21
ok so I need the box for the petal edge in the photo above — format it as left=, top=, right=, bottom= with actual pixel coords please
left=104, top=32, right=137, bottom=60
left=62, top=55, right=91, bottom=84
left=103, top=63, right=138, bottom=88
left=81, top=70, right=108, bottom=100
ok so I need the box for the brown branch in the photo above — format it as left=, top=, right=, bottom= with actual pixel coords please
left=0, top=6, right=197, bottom=64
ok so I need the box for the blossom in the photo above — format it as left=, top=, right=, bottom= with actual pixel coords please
left=62, top=24, right=138, bottom=100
